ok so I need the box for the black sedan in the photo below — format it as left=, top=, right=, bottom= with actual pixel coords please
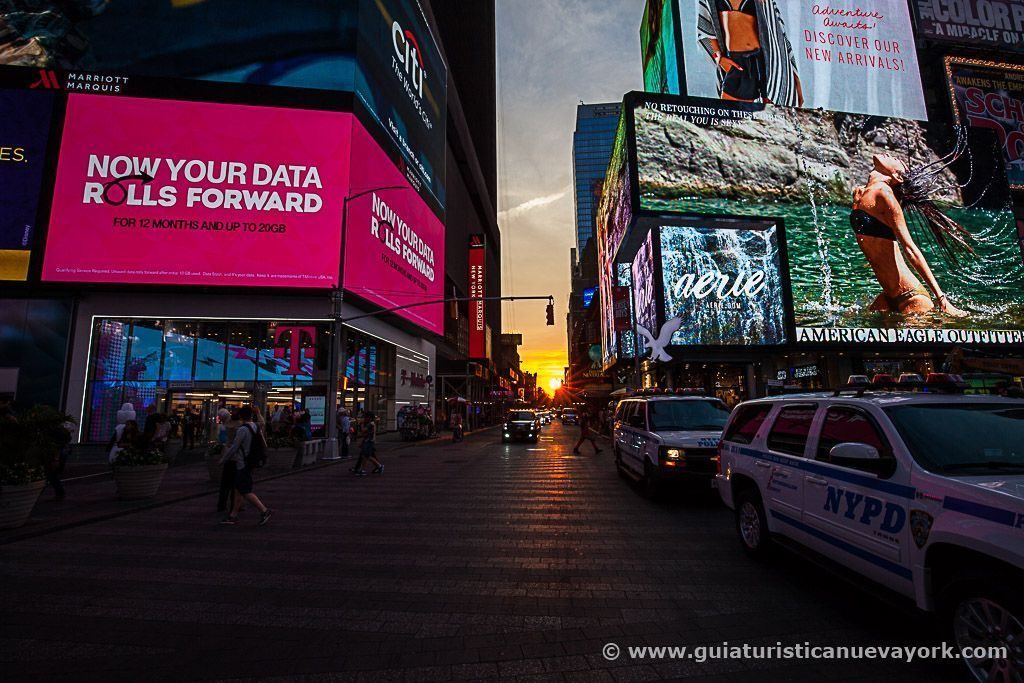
left=502, top=410, right=540, bottom=443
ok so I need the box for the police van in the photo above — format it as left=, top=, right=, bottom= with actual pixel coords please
left=613, top=392, right=730, bottom=497
left=715, top=391, right=1024, bottom=681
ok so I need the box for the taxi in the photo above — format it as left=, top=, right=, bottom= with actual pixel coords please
left=613, top=391, right=730, bottom=497
left=715, top=390, right=1024, bottom=681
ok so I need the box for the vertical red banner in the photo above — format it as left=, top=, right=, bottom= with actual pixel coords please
left=468, top=234, right=486, bottom=358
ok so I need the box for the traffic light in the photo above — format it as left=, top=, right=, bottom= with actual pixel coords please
left=545, top=300, right=554, bottom=326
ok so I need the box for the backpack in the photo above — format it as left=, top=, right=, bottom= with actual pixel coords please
left=243, top=423, right=267, bottom=469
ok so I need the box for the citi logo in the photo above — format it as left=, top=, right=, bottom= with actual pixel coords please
left=29, top=69, right=60, bottom=90
left=392, top=20, right=425, bottom=98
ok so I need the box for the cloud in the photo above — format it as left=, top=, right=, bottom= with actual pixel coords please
left=498, top=186, right=570, bottom=220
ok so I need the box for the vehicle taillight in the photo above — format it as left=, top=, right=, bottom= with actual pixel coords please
left=714, top=439, right=723, bottom=475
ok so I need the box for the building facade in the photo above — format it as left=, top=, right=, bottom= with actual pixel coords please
left=571, top=103, right=621, bottom=259
left=566, top=103, right=619, bottom=404
left=0, top=0, right=499, bottom=441
left=591, top=2, right=1024, bottom=404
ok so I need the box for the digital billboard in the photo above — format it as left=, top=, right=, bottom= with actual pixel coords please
left=343, top=122, right=444, bottom=335
left=676, top=0, right=927, bottom=120
left=42, top=94, right=352, bottom=288
left=632, top=94, right=1024, bottom=345
left=913, top=0, right=1024, bottom=51
left=54, top=2, right=360, bottom=90
left=945, top=57, right=1024, bottom=190
left=468, top=235, right=486, bottom=355
left=0, top=89, right=54, bottom=280
left=631, top=231, right=658, bottom=355
left=356, top=0, right=447, bottom=209
left=641, top=0, right=683, bottom=95
left=659, top=223, right=788, bottom=346
left=595, top=111, right=633, bottom=368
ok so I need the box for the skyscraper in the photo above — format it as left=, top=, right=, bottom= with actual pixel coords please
left=572, top=102, right=621, bottom=259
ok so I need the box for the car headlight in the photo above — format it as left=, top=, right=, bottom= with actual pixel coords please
left=663, top=448, right=684, bottom=459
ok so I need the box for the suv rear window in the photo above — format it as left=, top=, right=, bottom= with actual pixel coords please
left=766, top=405, right=817, bottom=457
left=722, top=404, right=771, bottom=445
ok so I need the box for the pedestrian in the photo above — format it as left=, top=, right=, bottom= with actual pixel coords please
left=450, top=411, right=463, bottom=442
left=271, top=404, right=284, bottom=435
left=219, top=405, right=272, bottom=526
left=298, top=407, right=312, bottom=440
left=182, top=407, right=196, bottom=449
left=252, top=404, right=267, bottom=434
left=153, top=413, right=171, bottom=452
left=44, top=417, right=74, bottom=501
left=573, top=408, right=602, bottom=455
left=216, top=401, right=231, bottom=445
left=350, top=411, right=382, bottom=476
left=337, top=408, right=351, bottom=459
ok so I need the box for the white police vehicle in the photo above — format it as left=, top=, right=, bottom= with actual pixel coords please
left=715, top=390, right=1024, bottom=681
left=613, top=392, right=730, bottom=497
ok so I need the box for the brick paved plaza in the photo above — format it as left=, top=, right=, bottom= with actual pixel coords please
left=2, top=423, right=952, bottom=681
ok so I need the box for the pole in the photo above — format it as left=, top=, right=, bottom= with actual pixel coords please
left=323, top=196, right=350, bottom=461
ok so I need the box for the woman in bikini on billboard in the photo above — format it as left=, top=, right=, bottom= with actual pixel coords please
left=850, top=150, right=973, bottom=317
left=698, top=0, right=803, bottom=106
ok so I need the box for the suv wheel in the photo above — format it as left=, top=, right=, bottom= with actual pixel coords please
left=735, top=489, right=771, bottom=558
left=947, top=579, right=1024, bottom=682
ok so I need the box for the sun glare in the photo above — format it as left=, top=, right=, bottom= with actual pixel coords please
left=548, top=378, right=562, bottom=391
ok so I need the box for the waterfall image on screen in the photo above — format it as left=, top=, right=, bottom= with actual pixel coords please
left=660, top=225, right=786, bottom=345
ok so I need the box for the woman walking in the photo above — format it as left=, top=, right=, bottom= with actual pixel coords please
left=351, top=411, right=383, bottom=476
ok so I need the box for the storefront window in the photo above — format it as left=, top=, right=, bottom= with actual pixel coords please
left=87, top=380, right=123, bottom=442
left=127, top=320, right=163, bottom=380
left=82, top=317, right=402, bottom=440
left=94, top=320, right=129, bottom=381
left=226, top=323, right=260, bottom=381
left=194, top=322, right=228, bottom=382
left=162, top=321, right=196, bottom=381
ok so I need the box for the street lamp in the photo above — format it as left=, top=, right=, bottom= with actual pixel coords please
left=323, top=185, right=409, bottom=460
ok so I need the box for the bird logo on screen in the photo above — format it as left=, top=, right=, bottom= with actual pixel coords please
left=636, top=317, right=683, bottom=363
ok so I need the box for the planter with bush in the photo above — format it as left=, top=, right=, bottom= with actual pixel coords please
left=112, top=447, right=169, bottom=500
left=266, top=435, right=300, bottom=469
left=0, top=406, right=74, bottom=529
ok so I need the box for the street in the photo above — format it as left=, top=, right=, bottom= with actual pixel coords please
left=1, top=422, right=952, bottom=682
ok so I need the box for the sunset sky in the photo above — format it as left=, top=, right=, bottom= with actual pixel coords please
left=495, top=0, right=642, bottom=389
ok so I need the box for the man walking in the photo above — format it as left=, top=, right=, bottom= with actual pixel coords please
left=219, top=406, right=272, bottom=526
left=337, top=408, right=351, bottom=459
left=573, top=408, right=602, bottom=455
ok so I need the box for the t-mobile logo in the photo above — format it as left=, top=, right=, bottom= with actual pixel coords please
left=273, top=326, right=317, bottom=376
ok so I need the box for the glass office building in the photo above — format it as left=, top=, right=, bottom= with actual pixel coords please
left=572, top=102, right=621, bottom=259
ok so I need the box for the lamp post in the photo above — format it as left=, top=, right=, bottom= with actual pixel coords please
left=323, top=185, right=409, bottom=460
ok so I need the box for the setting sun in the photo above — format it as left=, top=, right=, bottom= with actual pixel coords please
left=548, top=378, right=562, bottom=391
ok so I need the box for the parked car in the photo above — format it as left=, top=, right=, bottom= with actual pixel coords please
left=846, top=375, right=870, bottom=387
left=613, top=394, right=731, bottom=497
left=716, top=390, right=1024, bottom=682
left=502, top=410, right=540, bottom=443
left=561, top=410, right=579, bottom=425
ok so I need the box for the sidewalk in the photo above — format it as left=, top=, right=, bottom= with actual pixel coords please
left=0, top=423, right=500, bottom=545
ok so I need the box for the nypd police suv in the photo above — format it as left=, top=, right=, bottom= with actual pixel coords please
left=614, top=391, right=730, bottom=496
left=715, top=390, right=1024, bottom=681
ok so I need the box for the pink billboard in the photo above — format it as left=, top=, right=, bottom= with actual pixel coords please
left=42, top=94, right=352, bottom=288
left=343, top=122, right=444, bottom=334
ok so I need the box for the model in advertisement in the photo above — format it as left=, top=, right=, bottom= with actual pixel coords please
left=697, top=0, right=803, bottom=106
left=851, top=150, right=974, bottom=317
